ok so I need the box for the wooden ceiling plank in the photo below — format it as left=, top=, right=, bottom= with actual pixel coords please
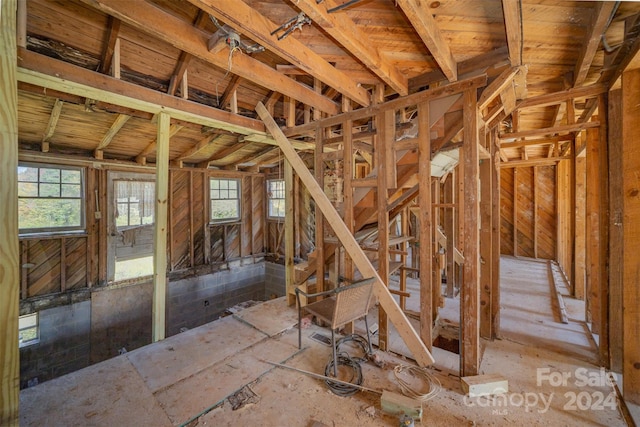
left=136, top=124, right=183, bottom=164
left=209, top=141, right=249, bottom=162
left=99, top=16, right=121, bottom=75
left=78, top=0, right=339, bottom=115
left=502, top=0, right=522, bottom=67
left=516, top=83, right=607, bottom=110
left=293, top=0, right=407, bottom=95
left=94, top=113, right=131, bottom=158
left=187, top=0, right=370, bottom=106
left=167, top=11, right=209, bottom=97
left=41, top=98, right=64, bottom=152
left=18, top=49, right=267, bottom=135
left=499, top=121, right=599, bottom=141
left=176, top=132, right=222, bottom=161
left=395, top=0, right=457, bottom=82
left=574, top=2, right=616, bottom=87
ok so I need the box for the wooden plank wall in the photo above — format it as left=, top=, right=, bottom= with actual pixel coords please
left=500, top=166, right=556, bottom=259
left=19, top=164, right=265, bottom=300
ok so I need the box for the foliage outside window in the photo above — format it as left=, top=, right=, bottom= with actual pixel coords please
left=267, top=179, right=285, bottom=219
left=210, top=178, right=240, bottom=222
left=18, top=164, right=83, bottom=233
left=19, top=313, right=39, bottom=348
left=115, top=180, right=155, bottom=228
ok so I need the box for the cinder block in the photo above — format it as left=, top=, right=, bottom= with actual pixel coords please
left=461, top=374, right=508, bottom=397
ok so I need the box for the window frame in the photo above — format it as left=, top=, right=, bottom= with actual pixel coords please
left=114, top=178, right=156, bottom=230
left=266, top=178, right=286, bottom=219
left=209, top=177, right=241, bottom=223
left=18, top=313, right=39, bottom=348
left=17, top=162, right=85, bottom=235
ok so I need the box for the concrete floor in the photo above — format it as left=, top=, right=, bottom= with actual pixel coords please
left=20, top=257, right=629, bottom=426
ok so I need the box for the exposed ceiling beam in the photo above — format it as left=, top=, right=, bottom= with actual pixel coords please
left=501, top=0, right=522, bottom=67
left=18, top=48, right=266, bottom=135
left=515, top=83, right=607, bottom=110
left=574, top=2, right=617, bottom=87
left=291, top=0, right=407, bottom=95
left=478, top=66, right=521, bottom=111
left=499, top=156, right=570, bottom=168
left=395, top=0, right=457, bottom=82
left=219, top=75, right=242, bottom=110
left=176, top=132, right=222, bottom=161
left=167, top=11, right=210, bottom=96
left=78, top=0, right=340, bottom=115
left=41, top=98, right=64, bottom=152
left=186, top=0, right=371, bottom=107
left=99, top=16, right=121, bottom=75
left=499, top=121, right=599, bottom=141
left=208, top=141, right=248, bottom=163
left=135, top=124, right=183, bottom=164
left=94, top=113, right=131, bottom=158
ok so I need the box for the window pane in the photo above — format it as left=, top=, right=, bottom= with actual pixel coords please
left=61, top=169, right=81, bottom=184
left=220, top=180, right=228, bottom=190
left=40, top=183, right=60, bottom=197
left=18, top=166, right=38, bottom=182
left=211, top=189, right=219, bottom=199
left=40, top=168, right=60, bottom=183
left=212, top=199, right=238, bottom=219
left=19, top=199, right=82, bottom=229
left=18, top=182, right=38, bottom=197
left=61, top=184, right=81, bottom=198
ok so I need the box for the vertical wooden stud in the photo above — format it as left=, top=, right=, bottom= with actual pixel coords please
left=285, top=160, right=295, bottom=306
left=418, top=101, right=433, bottom=350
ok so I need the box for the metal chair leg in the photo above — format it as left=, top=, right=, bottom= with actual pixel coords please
left=298, top=305, right=302, bottom=349
left=364, top=314, right=373, bottom=354
left=331, top=328, right=338, bottom=377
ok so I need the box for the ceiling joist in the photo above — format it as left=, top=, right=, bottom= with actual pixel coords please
left=94, top=113, right=131, bottom=159
left=78, top=0, right=340, bottom=115
left=292, top=0, right=408, bottom=96
left=186, top=0, right=371, bottom=107
left=502, top=0, right=523, bottom=67
left=41, top=98, right=64, bottom=152
left=395, top=0, right=458, bottom=82
left=574, top=2, right=617, bottom=87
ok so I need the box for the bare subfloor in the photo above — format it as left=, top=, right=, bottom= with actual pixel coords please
left=20, top=257, right=627, bottom=426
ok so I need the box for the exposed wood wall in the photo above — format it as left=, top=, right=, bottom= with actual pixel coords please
left=500, top=166, right=556, bottom=259
left=18, top=161, right=265, bottom=302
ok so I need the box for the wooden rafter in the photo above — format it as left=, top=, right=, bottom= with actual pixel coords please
left=41, top=98, right=64, bottom=152
left=516, top=83, right=607, bottom=110
left=395, top=0, right=457, bottom=82
left=176, top=132, right=222, bottom=161
left=478, top=66, right=521, bottom=111
left=292, top=0, right=408, bottom=95
left=167, top=11, right=209, bottom=97
left=94, top=113, right=130, bottom=159
left=135, top=124, right=183, bottom=164
left=186, top=0, right=370, bottom=106
left=499, top=121, right=599, bottom=141
left=502, top=0, right=522, bottom=67
left=78, top=0, right=340, bottom=115
left=99, top=16, right=121, bottom=75
left=574, top=2, right=617, bottom=87
left=219, top=75, right=242, bottom=110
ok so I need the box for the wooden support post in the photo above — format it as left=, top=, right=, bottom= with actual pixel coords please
left=461, top=89, right=480, bottom=376
left=285, top=160, right=295, bottom=306
left=490, top=129, right=501, bottom=338
left=432, top=178, right=441, bottom=320
left=574, top=153, right=586, bottom=300
left=376, top=109, right=392, bottom=350
left=479, top=135, right=492, bottom=339
left=597, top=94, right=609, bottom=367
left=400, top=208, right=408, bottom=311
left=533, top=166, right=538, bottom=258
left=152, top=111, right=170, bottom=342
left=444, top=172, right=455, bottom=298
left=17, top=0, right=27, bottom=48
left=343, top=102, right=356, bottom=333
left=608, top=88, right=623, bottom=373
left=585, top=125, right=601, bottom=332
left=315, top=126, right=325, bottom=292
left=513, top=168, right=518, bottom=256
left=622, top=67, right=640, bottom=404
left=257, top=102, right=435, bottom=366
left=418, top=101, right=433, bottom=350
left=0, top=0, right=20, bottom=422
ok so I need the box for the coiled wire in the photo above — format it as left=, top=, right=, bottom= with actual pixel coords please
left=393, top=364, right=442, bottom=402
left=324, top=353, right=363, bottom=397
left=335, top=334, right=371, bottom=363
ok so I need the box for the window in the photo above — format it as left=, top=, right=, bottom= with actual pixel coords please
left=267, top=179, right=285, bottom=219
left=114, top=180, right=155, bottom=229
left=19, top=313, right=39, bottom=348
left=18, top=164, right=84, bottom=233
left=210, top=178, right=240, bottom=222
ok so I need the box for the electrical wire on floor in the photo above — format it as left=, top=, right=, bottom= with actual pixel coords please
left=393, top=364, right=442, bottom=402
left=324, top=353, right=363, bottom=397
left=335, top=334, right=371, bottom=363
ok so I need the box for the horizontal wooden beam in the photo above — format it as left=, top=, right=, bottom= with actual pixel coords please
left=499, top=121, right=599, bottom=141
left=516, top=83, right=608, bottom=110
left=499, top=156, right=571, bottom=168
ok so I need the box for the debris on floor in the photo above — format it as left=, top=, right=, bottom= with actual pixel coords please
left=228, top=385, right=259, bottom=411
